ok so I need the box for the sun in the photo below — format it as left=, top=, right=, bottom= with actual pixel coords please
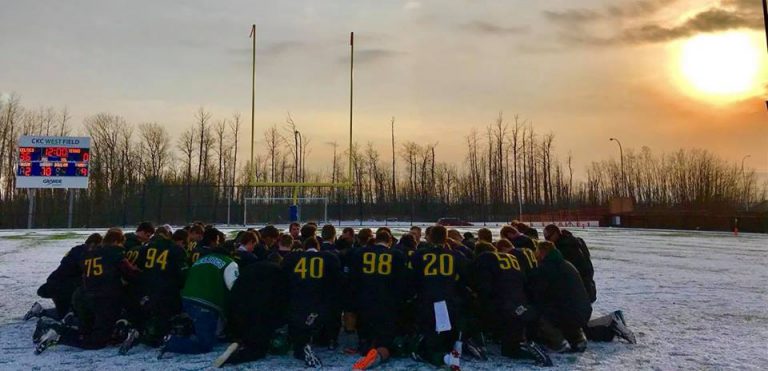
left=677, top=32, right=762, bottom=100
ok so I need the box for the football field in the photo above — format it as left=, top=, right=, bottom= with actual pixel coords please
left=0, top=226, right=766, bottom=370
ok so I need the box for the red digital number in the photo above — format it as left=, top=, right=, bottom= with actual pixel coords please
left=79, top=168, right=88, bottom=176
left=42, top=166, right=52, bottom=176
left=20, top=152, right=31, bottom=162
left=44, top=147, right=68, bottom=158
left=82, top=151, right=89, bottom=162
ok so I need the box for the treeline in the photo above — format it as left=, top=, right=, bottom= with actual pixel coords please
left=0, top=94, right=764, bottom=227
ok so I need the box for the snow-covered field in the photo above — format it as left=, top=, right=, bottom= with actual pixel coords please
left=0, top=226, right=766, bottom=370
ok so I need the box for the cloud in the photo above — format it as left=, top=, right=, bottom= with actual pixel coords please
left=460, top=20, right=529, bottom=36
left=543, top=9, right=602, bottom=24
left=352, top=48, right=404, bottom=64
left=621, top=8, right=763, bottom=44
left=543, top=0, right=675, bottom=24
left=228, top=41, right=308, bottom=57
left=545, top=0, right=764, bottom=46
left=404, top=1, right=421, bottom=11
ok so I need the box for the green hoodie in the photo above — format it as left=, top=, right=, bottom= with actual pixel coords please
left=181, top=251, right=239, bottom=315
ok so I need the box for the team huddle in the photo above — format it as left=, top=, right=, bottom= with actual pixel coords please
left=25, top=221, right=636, bottom=369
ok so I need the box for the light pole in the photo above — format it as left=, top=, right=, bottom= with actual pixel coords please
left=609, top=138, right=625, bottom=196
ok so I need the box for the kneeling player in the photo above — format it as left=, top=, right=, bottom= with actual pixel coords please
left=35, top=228, right=141, bottom=354
left=215, top=250, right=290, bottom=366
left=26, top=233, right=103, bottom=322
left=347, top=229, right=408, bottom=369
left=124, top=228, right=189, bottom=351
left=160, top=228, right=238, bottom=356
left=470, top=241, right=551, bottom=366
left=281, top=237, right=341, bottom=368
left=529, top=241, right=592, bottom=353
left=410, top=225, right=470, bottom=369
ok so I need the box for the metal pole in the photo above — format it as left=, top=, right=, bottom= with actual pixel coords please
left=348, top=32, right=354, bottom=184
left=67, top=189, right=74, bottom=228
left=227, top=185, right=231, bottom=226
left=27, top=189, right=34, bottom=229
left=763, top=0, right=768, bottom=52
left=243, top=197, right=247, bottom=227
left=610, top=138, right=625, bottom=196
left=250, top=24, right=256, bottom=180
left=764, top=0, right=768, bottom=110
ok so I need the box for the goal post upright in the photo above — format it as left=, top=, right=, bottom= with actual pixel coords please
left=248, top=31, right=356, bottom=219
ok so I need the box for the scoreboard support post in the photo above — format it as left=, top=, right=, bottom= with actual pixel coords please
left=67, top=189, right=74, bottom=228
left=27, top=189, right=35, bottom=229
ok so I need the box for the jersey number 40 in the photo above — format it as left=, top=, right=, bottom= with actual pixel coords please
left=294, top=257, right=324, bottom=279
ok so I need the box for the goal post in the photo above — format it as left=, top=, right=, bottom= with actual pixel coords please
left=243, top=197, right=329, bottom=225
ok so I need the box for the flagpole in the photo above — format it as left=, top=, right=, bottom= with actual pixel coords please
left=250, top=24, right=256, bottom=183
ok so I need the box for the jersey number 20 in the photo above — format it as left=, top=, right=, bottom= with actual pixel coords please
left=423, top=253, right=453, bottom=276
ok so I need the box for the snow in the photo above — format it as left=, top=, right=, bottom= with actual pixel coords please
left=0, top=226, right=766, bottom=370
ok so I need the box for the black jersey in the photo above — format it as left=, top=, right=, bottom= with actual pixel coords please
left=281, top=249, right=341, bottom=315
left=410, top=244, right=469, bottom=304
left=123, top=233, right=144, bottom=264
left=135, top=236, right=188, bottom=296
left=471, top=251, right=529, bottom=309
left=347, top=244, right=408, bottom=313
left=80, top=244, right=140, bottom=298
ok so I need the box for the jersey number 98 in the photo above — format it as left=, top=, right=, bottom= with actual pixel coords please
left=362, top=252, right=392, bottom=275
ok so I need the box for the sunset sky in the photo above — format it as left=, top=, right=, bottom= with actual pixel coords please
left=1, top=0, right=766, bottom=178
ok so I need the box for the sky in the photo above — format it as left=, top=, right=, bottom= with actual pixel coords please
left=1, top=0, right=766, bottom=178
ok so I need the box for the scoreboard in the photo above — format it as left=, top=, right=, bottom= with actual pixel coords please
left=16, top=136, right=90, bottom=189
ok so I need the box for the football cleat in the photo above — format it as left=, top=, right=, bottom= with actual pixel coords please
left=157, top=335, right=171, bottom=360
left=613, top=310, right=627, bottom=326
left=569, top=339, right=587, bottom=353
left=34, top=328, right=60, bottom=355
left=24, top=302, right=44, bottom=321
left=519, top=342, right=554, bottom=367
left=353, top=348, right=382, bottom=370
left=303, top=344, right=322, bottom=368
left=463, top=338, right=488, bottom=361
left=611, top=315, right=636, bottom=344
left=443, top=349, right=461, bottom=371
left=33, top=317, right=61, bottom=344
left=118, top=328, right=140, bottom=355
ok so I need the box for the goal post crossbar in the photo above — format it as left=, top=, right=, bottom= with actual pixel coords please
left=243, top=197, right=329, bottom=225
